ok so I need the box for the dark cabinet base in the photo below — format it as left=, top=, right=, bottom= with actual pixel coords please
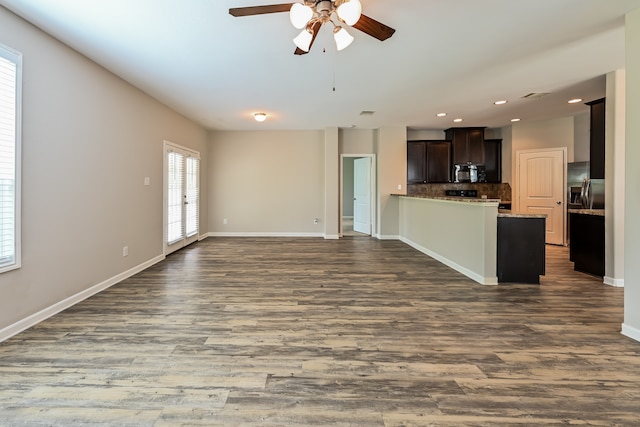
left=497, top=217, right=546, bottom=284
left=569, top=213, right=604, bottom=277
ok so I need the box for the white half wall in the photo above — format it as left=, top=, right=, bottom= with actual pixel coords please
left=399, top=197, right=498, bottom=285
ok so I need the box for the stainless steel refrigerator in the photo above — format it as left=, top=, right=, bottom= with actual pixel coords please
left=567, top=161, right=605, bottom=241
left=567, top=161, right=605, bottom=209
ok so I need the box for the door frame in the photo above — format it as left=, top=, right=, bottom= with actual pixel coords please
left=339, top=154, right=376, bottom=237
left=514, top=147, right=567, bottom=245
left=163, top=140, right=201, bottom=256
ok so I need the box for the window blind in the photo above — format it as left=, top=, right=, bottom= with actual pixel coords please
left=167, top=150, right=184, bottom=244
left=185, top=156, right=199, bottom=238
left=0, top=45, right=20, bottom=272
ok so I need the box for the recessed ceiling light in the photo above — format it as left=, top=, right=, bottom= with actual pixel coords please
left=436, top=113, right=447, bottom=117
left=453, top=118, right=463, bottom=123
left=254, top=112, right=267, bottom=122
left=568, top=98, right=583, bottom=104
left=494, top=100, right=508, bottom=105
left=511, top=118, right=521, bottom=122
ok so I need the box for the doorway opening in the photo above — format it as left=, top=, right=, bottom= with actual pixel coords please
left=340, top=154, right=376, bottom=237
left=164, top=140, right=201, bottom=256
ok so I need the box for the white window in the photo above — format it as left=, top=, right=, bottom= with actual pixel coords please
left=0, top=44, right=21, bottom=273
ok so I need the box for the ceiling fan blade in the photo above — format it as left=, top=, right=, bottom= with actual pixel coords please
left=352, top=14, right=396, bottom=41
left=229, top=3, right=294, bottom=17
left=294, top=21, right=323, bottom=55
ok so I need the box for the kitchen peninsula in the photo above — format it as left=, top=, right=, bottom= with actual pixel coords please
left=395, top=194, right=546, bottom=285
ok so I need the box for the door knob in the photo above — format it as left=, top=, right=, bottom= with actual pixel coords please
left=556, top=201, right=562, bottom=205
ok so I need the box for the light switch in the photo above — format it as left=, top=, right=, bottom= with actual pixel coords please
left=144, top=177, right=150, bottom=186
left=397, top=184, right=402, bottom=190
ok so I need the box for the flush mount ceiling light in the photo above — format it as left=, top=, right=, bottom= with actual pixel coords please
left=436, top=113, right=447, bottom=117
left=453, top=118, right=463, bottom=123
left=511, top=118, right=521, bottom=122
left=254, top=112, right=267, bottom=122
left=568, top=98, right=583, bottom=104
left=229, top=1, right=395, bottom=55
left=494, top=100, right=508, bottom=105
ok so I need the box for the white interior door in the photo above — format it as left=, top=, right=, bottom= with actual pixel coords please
left=353, top=157, right=371, bottom=235
left=165, top=141, right=200, bottom=255
left=517, top=148, right=565, bottom=245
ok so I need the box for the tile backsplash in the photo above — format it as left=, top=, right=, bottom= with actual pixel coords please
left=407, top=182, right=512, bottom=201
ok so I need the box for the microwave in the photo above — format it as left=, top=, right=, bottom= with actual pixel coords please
left=453, top=163, right=485, bottom=183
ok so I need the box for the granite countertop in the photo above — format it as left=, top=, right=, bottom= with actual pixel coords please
left=393, top=194, right=501, bottom=203
left=498, top=210, right=547, bottom=219
left=568, top=208, right=605, bottom=217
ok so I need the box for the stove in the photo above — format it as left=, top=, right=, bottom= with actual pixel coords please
left=445, top=189, right=478, bottom=198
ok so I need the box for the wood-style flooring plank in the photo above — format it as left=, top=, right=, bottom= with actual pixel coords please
left=0, top=238, right=638, bottom=426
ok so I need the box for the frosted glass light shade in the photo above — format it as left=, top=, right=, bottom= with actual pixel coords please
left=254, top=113, right=267, bottom=122
left=289, top=3, right=313, bottom=29
left=333, top=27, right=354, bottom=51
left=336, top=0, right=362, bottom=26
left=293, top=29, right=313, bottom=52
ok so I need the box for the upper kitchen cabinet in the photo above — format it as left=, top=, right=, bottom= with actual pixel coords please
left=407, top=140, right=451, bottom=183
left=445, top=127, right=485, bottom=165
left=586, top=98, right=605, bottom=179
left=483, top=139, right=502, bottom=183
left=407, top=141, right=426, bottom=184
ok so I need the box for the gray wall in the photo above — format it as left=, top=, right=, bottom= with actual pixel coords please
left=207, top=130, right=325, bottom=235
left=623, top=8, right=640, bottom=340
left=0, top=7, right=208, bottom=334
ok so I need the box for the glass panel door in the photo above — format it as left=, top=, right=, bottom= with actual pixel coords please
left=164, top=141, right=200, bottom=255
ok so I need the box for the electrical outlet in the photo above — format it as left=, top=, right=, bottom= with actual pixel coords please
left=123, top=246, right=129, bottom=257
left=223, top=218, right=228, bottom=225
left=313, top=218, right=319, bottom=225
left=397, top=184, right=402, bottom=190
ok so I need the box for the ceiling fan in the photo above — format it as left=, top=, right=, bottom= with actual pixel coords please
left=229, top=1, right=395, bottom=55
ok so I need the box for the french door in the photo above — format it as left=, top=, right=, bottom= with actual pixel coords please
left=164, top=141, right=200, bottom=255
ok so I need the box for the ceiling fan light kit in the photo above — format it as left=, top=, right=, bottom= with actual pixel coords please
left=229, top=0, right=395, bottom=55
left=289, top=0, right=360, bottom=52
left=336, top=0, right=362, bottom=26
left=289, top=3, right=314, bottom=29
left=293, top=28, right=313, bottom=51
left=333, top=26, right=354, bottom=51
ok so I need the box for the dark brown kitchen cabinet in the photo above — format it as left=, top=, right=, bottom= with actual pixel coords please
left=407, top=141, right=426, bottom=184
left=483, top=139, right=502, bottom=183
left=569, top=212, right=604, bottom=277
left=586, top=98, right=605, bottom=179
left=445, top=127, right=485, bottom=165
left=407, top=140, right=451, bottom=183
left=497, top=216, right=546, bottom=283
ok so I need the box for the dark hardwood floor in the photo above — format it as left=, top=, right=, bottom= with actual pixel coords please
left=0, top=237, right=638, bottom=426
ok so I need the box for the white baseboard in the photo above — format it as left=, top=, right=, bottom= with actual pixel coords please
left=400, top=236, right=497, bottom=286
left=621, top=323, right=640, bottom=343
left=207, top=232, right=324, bottom=238
left=604, top=276, right=624, bottom=287
left=376, top=234, right=400, bottom=240
left=324, top=234, right=340, bottom=240
left=0, top=254, right=165, bottom=343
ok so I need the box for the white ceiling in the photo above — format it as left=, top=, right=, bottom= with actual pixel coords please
left=2, top=0, right=639, bottom=131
